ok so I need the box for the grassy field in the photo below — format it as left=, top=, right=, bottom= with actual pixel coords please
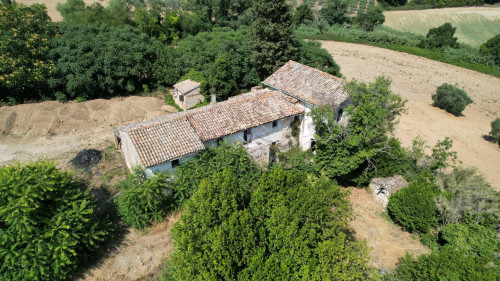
left=384, top=7, right=500, bottom=47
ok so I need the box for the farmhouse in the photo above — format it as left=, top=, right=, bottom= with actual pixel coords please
left=171, top=79, right=205, bottom=110
left=114, top=61, right=350, bottom=175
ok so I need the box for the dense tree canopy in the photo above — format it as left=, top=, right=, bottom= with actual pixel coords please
left=480, top=34, right=500, bottom=66
left=50, top=23, right=157, bottom=99
left=0, top=161, right=110, bottom=280
left=165, top=168, right=376, bottom=280
left=421, top=23, right=459, bottom=49
left=251, top=0, right=298, bottom=78
left=0, top=2, right=57, bottom=103
left=320, top=0, right=349, bottom=26
left=312, top=76, right=406, bottom=183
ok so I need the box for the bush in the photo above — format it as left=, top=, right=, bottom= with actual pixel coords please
left=441, top=223, right=498, bottom=258
left=355, top=6, right=385, bottom=32
left=117, top=168, right=173, bottom=229
left=395, top=245, right=497, bottom=280
left=480, top=34, right=500, bottom=66
left=420, top=23, right=458, bottom=49
left=0, top=161, right=110, bottom=280
left=388, top=180, right=440, bottom=233
left=432, top=83, right=473, bottom=115
left=490, top=118, right=500, bottom=143
left=320, top=0, right=349, bottom=26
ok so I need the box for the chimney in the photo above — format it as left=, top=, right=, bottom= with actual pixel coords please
left=211, top=94, right=216, bottom=104
left=251, top=85, right=263, bottom=93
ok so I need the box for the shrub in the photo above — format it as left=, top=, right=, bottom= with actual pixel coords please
left=421, top=23, right=458, bottom=49
left=441, top=223, right=498, bottom=258
left=480, top=34, right=500, bottom=66
left=490, top=118, right=500, bottom=143
left=0, top=161, right=110, bottom=280
left=395, top=246, right=497, bottom=280
left=117, top=168, right=173, bottom=229
left=293, top=3, right=314, bottom=26
left=388, top=180, right=439, bottom=233
left=355, top=6, right=385, bottom=32
left=320, top=0, right=349, bottom=26
left=431, top=83, right=473, bottom=115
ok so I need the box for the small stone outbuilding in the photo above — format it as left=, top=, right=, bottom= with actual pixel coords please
left=172, top=79, right=204, bottom=110
left=369, top=175, right=409, bottom=206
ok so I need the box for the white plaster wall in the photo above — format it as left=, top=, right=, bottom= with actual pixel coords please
left=145, top=154, right=198, bottom=176
left=299, top=102, right=316, bottom=151
left=119, top=131, right=143, bottom=169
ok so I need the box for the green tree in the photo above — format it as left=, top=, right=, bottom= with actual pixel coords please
left=57, top=0, right=132, bottom=27
left=320, top=0, right=349, bottom=26
left=251, top=0, right=298, bottom=78
left=490, top=117, right=500, bottom=144
left=431, top=83, right=473, bottom=115
left=441, top=223, right=498, bottom=258
left=387, top=179, right=440, bottom=233
left=50, top=23, right=157, bottom=99
left=0, top=161, right=110, bottom=280
left=355, top=6, right=385, bottom=32
left=421, top=22, right=459, bottom=49
left=395, top=246, right=497, bottom=281
left=312, top=76, right=406, bottom=182
left=293, top=3, right=314, bottom=26
left=0, top=2, right=57, bottom=103
left=480, top=34, right=500, bottom=66
left=205, top=54, right=239, bottom=101
left=165, top=168, right=376, bottom=280
left=379, top=0, right=408, bottom=6
left=117, top=168, right=173, bottom=229
left=297, top=40, right=341, bottom=76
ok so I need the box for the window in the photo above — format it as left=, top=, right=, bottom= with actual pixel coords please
left=311, top=140, right=316, bottom=152
left=336, top=108, right=343, bottom=122
left=179, top=95, right=184, bottom=102
left=272, top=120, right=278, bottom=128
left=172, top=159, right=180, bottom=168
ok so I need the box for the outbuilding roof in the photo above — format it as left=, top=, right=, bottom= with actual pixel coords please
left=174, top=79, right=200, bottom=94
left=263, top=60, right=349, bottom=107
left=115, top=90, right=303, bottom=167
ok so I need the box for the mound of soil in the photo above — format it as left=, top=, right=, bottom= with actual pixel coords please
left=71, top=149, right=102, bottom=169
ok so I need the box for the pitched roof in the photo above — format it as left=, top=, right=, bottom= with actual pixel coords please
left=263, top=60, right=349, bottom=107
left=115, top=90, right=303, bottom=167
left=128, top=117, right=205, bottom=167
left=174, top=79, right=200, bottom=94
left=188, top=90, right=303, bottom=142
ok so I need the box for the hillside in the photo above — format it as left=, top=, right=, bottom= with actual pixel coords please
left=384, top=7, right=500, bottom=47
left=320, top=40, right=500, bottom=190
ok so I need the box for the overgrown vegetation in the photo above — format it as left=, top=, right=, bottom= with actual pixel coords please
left=0, top=161, right=111, bottom=280
left=116, top=168, right=173, bottom=229
left=490, top=118, right=500, bottom=144
left=432, top=83, right=473, bottom=116
left=162, top=168, right=377, bottom=280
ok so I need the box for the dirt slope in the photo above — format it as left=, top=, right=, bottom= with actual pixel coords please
left=0, top=96, right=174, bottom=166
left=17, top=0, right=109, bottom=21
left=349, top=188, right=430, bottom=268
left=320, top=40, right=500, bottom=190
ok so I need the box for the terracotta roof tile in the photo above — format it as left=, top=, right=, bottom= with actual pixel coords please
left=263, top=60, right=349, bottom=107
left=174, top=79, right=200, bottom=94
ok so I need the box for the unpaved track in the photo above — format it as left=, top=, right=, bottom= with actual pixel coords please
left=320, top=41, right=500, bottom=190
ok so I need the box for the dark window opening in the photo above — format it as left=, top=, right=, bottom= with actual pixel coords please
left=114, top=136, right=122, bottom=150
left=294, top=115, right=300, bottom=122
left=272, top=120, right=278, bottom=128
left=336, top=108, right=343, bottom=122
left=179, top=95, right=184, bottom=102
left=172, top=159, right=180, bottom=168
left=217, top=137, right=223, bottom=146
left=311, top=140, right=316, bottom=152
left=244, top=129, right=251, bottom=143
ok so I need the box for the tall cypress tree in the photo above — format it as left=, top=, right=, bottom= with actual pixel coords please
left=251, top=0, right=298, bottom=78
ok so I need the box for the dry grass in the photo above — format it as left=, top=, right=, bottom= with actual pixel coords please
left=77, top=212, right=180, bottom=281
left=348, top=188, right=430, bottom=268
left=16, top=0, right=109, bottom=21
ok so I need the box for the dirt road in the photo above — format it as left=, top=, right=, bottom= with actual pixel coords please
left=320, top=40, right=500, bottom=190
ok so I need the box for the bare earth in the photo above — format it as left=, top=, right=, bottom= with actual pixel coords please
left=0, top=96, right=174, bottom=167
left=349, top=188, right=430, bottom=268
left=17, top=0, right=109, bottom=21
left=320, top=40, right=500, bottom=191
left=78, top=212, right=180, bottom=281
